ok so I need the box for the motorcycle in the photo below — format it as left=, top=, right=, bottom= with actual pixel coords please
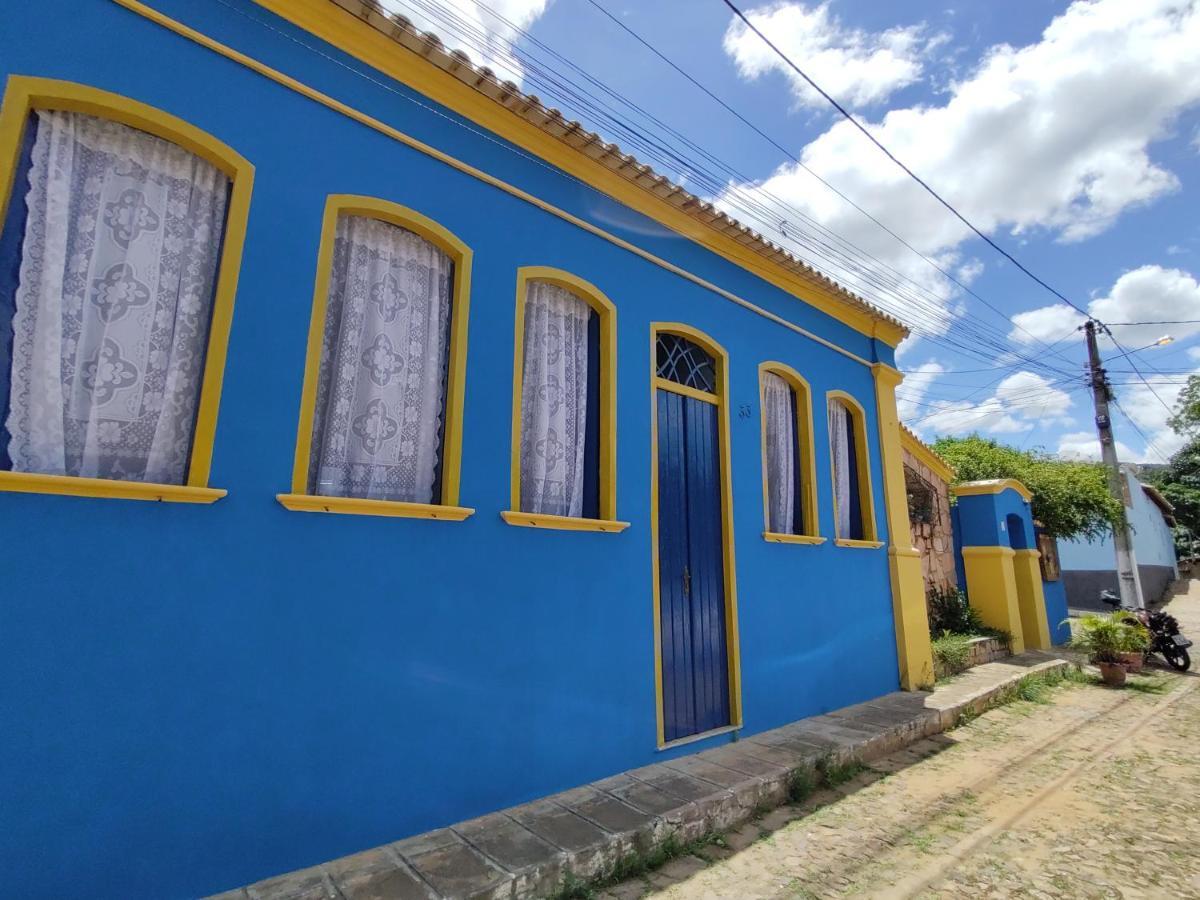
left=1099, top=590, right=1192, bottom=672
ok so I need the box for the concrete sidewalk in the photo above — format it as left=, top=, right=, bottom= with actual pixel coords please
left=214, top=651, right=1069, bottom=900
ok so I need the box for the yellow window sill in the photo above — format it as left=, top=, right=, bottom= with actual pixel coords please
left=500, top=510, right=630, bottom=533
left=0, top=471, right=225, bottom=503
left=658, top=723, right=740, bottom=751
left=834, top=538, right=885, bottom=549
left=762, top=531, right=826, bottom=545
left=276, top=493, right=474, bottom=521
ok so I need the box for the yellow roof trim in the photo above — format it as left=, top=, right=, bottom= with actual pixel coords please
left=899, top=425, right=955, bottom=483
left=952, top=479, right=1033, bottom=503
left=249, top=0, right=908, bottom=347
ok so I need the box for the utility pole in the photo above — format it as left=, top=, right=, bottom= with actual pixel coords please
left=1084, top=319, right=1144, bottom=609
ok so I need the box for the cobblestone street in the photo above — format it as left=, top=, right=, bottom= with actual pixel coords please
left=607, top=581, right=1200, bottom=900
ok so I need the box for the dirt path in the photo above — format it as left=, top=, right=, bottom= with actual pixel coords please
left=605, top=581, right=1200, bottom=900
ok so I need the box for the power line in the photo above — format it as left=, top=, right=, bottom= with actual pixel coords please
left=579, top=0, right=1080, bottom=367
left=1105, top=320, right=1200, bottom=326
left=719, top=0, right=1090, bottom=318
left=395, top=0, right=1077, bottom=377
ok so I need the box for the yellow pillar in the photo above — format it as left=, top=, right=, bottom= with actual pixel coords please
left=960, top=546, right=1026, bottom=654
left=1012, top=549, right=1051, bottom=650
left=872, top=364, right=934, bottom=690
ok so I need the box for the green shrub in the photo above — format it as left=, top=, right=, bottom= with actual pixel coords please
left=932, top=631, right=973, bottom=675
left=928, top=587, right=982, bottom=635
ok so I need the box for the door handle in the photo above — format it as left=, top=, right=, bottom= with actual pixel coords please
left=682, top=566, right=691, bottom=597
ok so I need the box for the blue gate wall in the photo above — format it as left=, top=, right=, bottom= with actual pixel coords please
left=0, top=2, right=902, bottom=897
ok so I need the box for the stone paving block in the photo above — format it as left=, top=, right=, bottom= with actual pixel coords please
left=209, top=891, right=250, bottom=900
left=697, top=745, right=791, bottom=780
left=737, top=739, right=807, bottom=769
left=454, top=812, right=564, bottom=897
left=394, top=830, right=510, bottom=900
left=661, top=755, right=754, bottom=790
left=556, top=785, right=659, bottom=847
left=509, top=800, right=616, bottom=881
left=596, top=772, right=692, bottom=818
left=325, top=848, right=434, bottom=900
left=246, top=866, right=335, bottom=900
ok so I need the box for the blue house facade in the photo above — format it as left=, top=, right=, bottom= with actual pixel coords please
left=0, top=2, right=932, bottom=896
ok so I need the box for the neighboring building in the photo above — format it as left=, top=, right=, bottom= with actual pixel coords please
left=0, top=2, right=933, bottom=897
left=1058, top=466, right=1179, bottom=609
left=900, top=426, right=957, bottom=597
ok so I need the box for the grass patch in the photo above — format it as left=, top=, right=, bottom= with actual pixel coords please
left=951, top=665, right=1089, bottom=729
left=818, top=756, right=866, bottom=788
left=552, top=830, right=726, bottom=899
left=1124, top=674, right=1170, bottom=695
left=932, top=631, right=973, bottom=678
left=787, top=765, right=819, bottom=803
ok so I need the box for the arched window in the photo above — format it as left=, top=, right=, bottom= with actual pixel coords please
left=504, top=267, right=623, bottom=531
left=828, top=391, right=878, bottom=544
left=759, top=363, right=818, bottom=541
left=279, top=195, right=472, bottom=520
left=0, top=78, right=252, bottom=503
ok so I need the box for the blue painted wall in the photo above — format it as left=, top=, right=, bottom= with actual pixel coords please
left=0, top=2, right=901, bottom=897
left=1058, top=467, right=1178, bottom=572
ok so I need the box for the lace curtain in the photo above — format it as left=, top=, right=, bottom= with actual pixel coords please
left=6, top=110, right=229, bottom=484
left=763, top=372, right=796, bottom=534
left=829, top=398, right=853, bottom=538
left=308, top=215, right=452, bottom=503
left=519, top=281, right=590, bottom=517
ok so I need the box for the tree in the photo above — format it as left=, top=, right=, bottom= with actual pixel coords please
left=931, top=434, right=1124, bottom=541
left=1167, top=374, right=1200, bottom=435
left=1142, top=374, right=1200, bottom=557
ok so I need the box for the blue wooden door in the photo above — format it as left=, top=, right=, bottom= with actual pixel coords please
left=657, top=389, right=730, bottom=742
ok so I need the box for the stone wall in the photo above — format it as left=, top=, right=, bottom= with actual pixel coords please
left=903, top=447, right=957, bottom=597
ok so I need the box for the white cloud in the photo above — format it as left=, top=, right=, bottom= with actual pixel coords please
left=1056, top=430, right=1141, bottom=462
left=905, top=369, right=1074, bottom=438
left=718, top=0, right=1200, bottom=328
left=723, top=2, right=936, bottom=110
left=380, top=0, right=552, bottom=84
left=896, top=359, right=945, bottom=420
left=1010, top=265, right=1200, bottom=348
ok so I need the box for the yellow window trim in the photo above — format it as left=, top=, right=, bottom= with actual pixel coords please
left=0, top=471, right=225, bottom=504
left=0, top=76, right=253, bottom=501
left=276, top=493, right=473, bottom=520
left=649, top=323, right=741, bottom=749
left=763, top=532, right=826, bottom=545
left=652, top=377, right=718, bottom=405
left=509, top=266, right=618, bottom=523
left=282, top=194, right=472, bottom=517
left=246, top=0, right=904, bottom=348
left=834, top=538, right=885, bottom=549
left=499, top=510, right=629, bottom=533
left=757, top=362, right=820, bottom=540
left=109, top=0, right=882, bottom=370
left=826, top=389, right=880, bottom=544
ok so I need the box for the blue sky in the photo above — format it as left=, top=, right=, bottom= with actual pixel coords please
left=390, top=0, right=1200, bottom=463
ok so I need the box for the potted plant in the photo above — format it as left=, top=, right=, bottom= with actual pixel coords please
left=1069, top=612, right=1134, bottom=686
left=1117, top=611, right=1150, bottom=673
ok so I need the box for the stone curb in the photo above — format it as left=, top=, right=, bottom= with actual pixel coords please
left=211, top=652, right=1070, bottom=900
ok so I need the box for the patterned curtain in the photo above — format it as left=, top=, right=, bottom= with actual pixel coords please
left=309, top=215, right=452, bottom=503
left=519, top=281, right=590, bottom=517
left=6, top=110, right=229, bottom=485
left=830, top=398, right=853, bottom=538
left=763, top=372, right=796, bottom=534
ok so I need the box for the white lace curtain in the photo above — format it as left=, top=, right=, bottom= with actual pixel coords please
left=6, top=110, right=229, bottom=485
left=829, top=398, right=853, bottom=538
left=309, top=215, right=452, bottom=503
left=519, top=281, right=590, bottom=517
left=763, top=372, right=796, bottom=534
